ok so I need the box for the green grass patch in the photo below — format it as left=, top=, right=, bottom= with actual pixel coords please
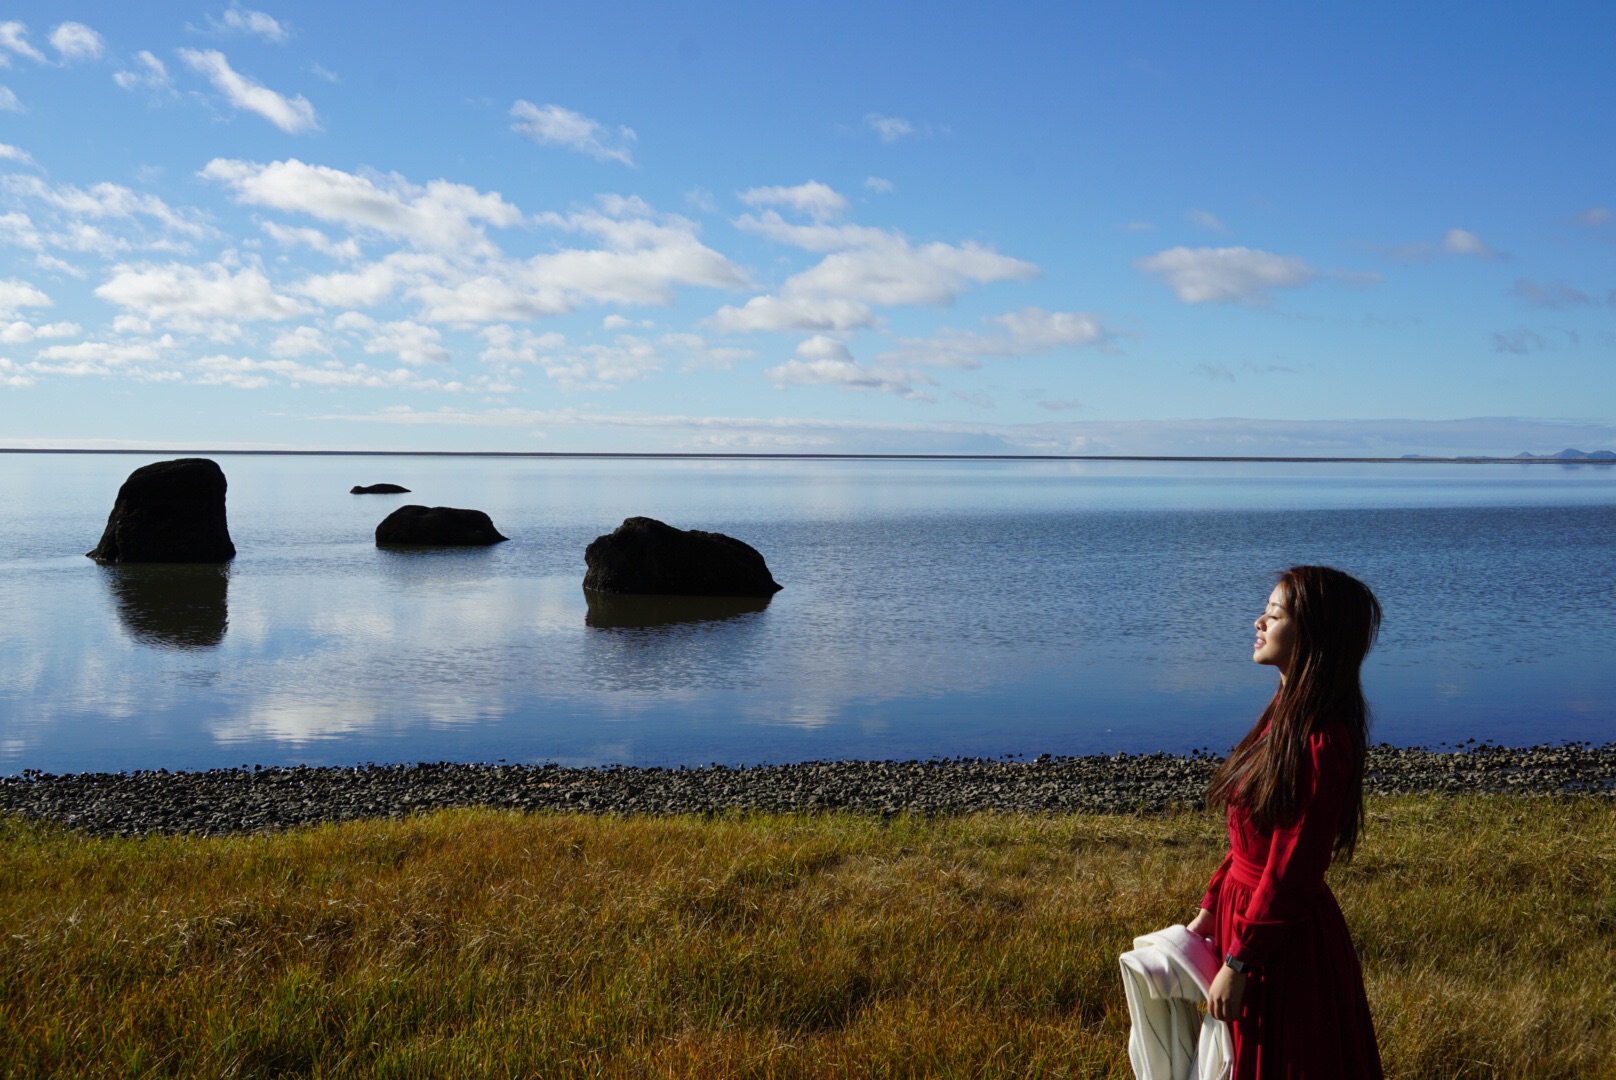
left=2, top=798, right=1611, bottom=1078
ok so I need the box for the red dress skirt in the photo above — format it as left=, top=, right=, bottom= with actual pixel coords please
left=1200, top=726, right=1383, bottom=1079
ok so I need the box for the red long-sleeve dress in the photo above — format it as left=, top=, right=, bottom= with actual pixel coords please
left=1200, top=724, right=1383, bottom=1079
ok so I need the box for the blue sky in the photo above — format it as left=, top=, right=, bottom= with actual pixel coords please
left=1, top=2, right=1613, bottom=455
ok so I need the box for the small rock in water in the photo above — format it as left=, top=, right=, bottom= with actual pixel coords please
left=583, top=516, right=783, bottom=596
left=376, top=505, right=508, bottom=546
left=86, top=457, right=236, bottom=564
left=351, top=483, right=411, bottom=494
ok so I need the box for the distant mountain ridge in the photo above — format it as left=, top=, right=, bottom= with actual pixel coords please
left=1513, top=449, right=1616, bottom=460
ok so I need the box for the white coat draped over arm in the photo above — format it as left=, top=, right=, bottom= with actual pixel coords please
left=1118, top=925, right=1232, bottom=1080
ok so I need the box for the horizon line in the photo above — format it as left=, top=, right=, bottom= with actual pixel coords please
left=3, top=448, right=1613, bottom=465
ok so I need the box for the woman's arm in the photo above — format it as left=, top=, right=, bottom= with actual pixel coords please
left=1224, top=727, right=1354, bottom=969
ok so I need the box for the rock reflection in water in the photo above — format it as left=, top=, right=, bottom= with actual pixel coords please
left=103, top=564, right=230, bottom=650
left=584, top=590, right=772, bottom=629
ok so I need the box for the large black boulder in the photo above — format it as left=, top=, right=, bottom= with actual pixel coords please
left=583, top=516, right=783, bottom=597
left=351, top=483, right=411, bottom=494
left=86, top=458, right=236, bottom=564
left=375, top=505, right=508, bottom=546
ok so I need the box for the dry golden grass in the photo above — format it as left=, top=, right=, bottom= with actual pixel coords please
left=1, top=797, right=1611, bottom=1078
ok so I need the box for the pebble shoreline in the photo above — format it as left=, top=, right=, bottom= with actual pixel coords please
left=2, top=743, right=1611, bottom=837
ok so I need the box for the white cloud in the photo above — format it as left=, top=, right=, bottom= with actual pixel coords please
left=411, top=203, right=746, bottom=323
left=178, top=49, right=318, bottom=133
left=880, top=307, right=1108, bottom=369
left=291, top=253, right=443, bottom=309
left=194, top=354, right=465, bottom=392
left=95, top=261, right=309, bottom=328
left=0, top=278, right=50, bottom=316
left=864, top=176, right=893, bottom=194
left=1135, top=246, right=1314, bottom=304
left=1186, top=208, right=1228, bottom=233
left=49, top=22, right=104, bottom=62
left=210, top=5, right=289, bottom=43
left=0, top=319, right=78, bottom=344
left=864, top=113, right=915, bottom=143
left=766, top=335, right=931, bottom=399
left=203, top=158, right=520, bottom=255
left=1442, top=227, right=1492, bottom=257
left=113, top=51, right=172, bottom=93
left=739, top=181, right=847, bottom=221
left=0, top=87, right=20, bottom=112
left=3, top=175, right=210, bottom=240
left=360, top=319, right=448, bottom=366
left=269, top=325, right=329, bottom=357
left=0, top=23, right=46, bottom=64
left=26, top=335, right=182, bottom=381
left=478, top=324, right=661, bottom=390
left=1574, top=206, right=1611, bottom=229
left=509, top=101, right=636, bottom=166
left=712, top=228, right=1038, bottom=332
left=261, top=220, right=361, bottom=260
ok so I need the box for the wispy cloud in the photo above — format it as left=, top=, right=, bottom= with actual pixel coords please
left=879, top=307, right=1108, bottom=369
left=114, top=51, right=172, bottom=93
left=715, top=186, right=1037, bottom=333
left=1507, top=278, right=1598, bottom=310
left=1135, top=246, right=1314, bottom=304
left=739, top=181, right=846, bottom=221
left=863, top=113, right=915, bottom=143
left=766, top=335, right=932, bottom=399
left=0, top=143, right=36, bottom=167
left=1380, top=227, right=1499, bottom=263
left=208, top=5, right=289, bottom=43
left=1185, top=208, right=1228, bottom=233
left=49, top=22, right=104, bottom=63
left=1442, top=227, right=1493, bottom=258
left=179, top=48, right=319, bottom=133
left=509, top=101, right=636, bottom=166
left=0, top=23, right=47, bottom=64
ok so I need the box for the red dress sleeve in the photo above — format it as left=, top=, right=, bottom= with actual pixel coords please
left=1200, top=849, right=1233, bottom=913
left=1227, top=726, right=1353, bottom=967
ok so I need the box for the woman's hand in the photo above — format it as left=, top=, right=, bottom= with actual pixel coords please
left=1186, top=907, right=1215, bottom=939
left=1206, top=964, right=1246, bottom=1022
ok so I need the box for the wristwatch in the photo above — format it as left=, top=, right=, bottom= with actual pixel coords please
left=1224, top=953, right=1252, bottom=975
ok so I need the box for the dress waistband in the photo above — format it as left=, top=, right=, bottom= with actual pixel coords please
left=1227, top=851, right=1330, bottom=893
left=1227, top=853, right=1266, bottom=890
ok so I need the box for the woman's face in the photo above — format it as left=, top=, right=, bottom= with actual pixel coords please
left=1253, top=583, right=1297, bottom=675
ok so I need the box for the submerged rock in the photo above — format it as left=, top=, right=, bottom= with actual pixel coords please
left=376, top=505, right=508, bottom=546
left=86, top=458, right=236, bottom=564
left=351, top=483, right=411, bottom=494
left=583, top=516, right=783, bottom=597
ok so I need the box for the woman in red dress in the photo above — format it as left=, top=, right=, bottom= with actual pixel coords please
left=1185, top=565, right=1384, bottom=1079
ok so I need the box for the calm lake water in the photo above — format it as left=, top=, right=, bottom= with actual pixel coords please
left=2, top=453, right=1614, bottom=774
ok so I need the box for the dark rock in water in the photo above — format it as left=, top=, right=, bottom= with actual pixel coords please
left=584, top=590, right=772, bottom=629
left=86, top=458, right=236, bottom=564
left=376, top=505, right=508, bottom=546
left=351, top=483, right=411, bottom=494
left=583, top=516, right=783, bottom=597
left=103, top=564, right=229, bottom=650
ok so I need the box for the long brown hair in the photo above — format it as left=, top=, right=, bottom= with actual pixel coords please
left=1206, top=565, right=1382, bottom=859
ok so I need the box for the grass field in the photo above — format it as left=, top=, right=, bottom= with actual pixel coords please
left=2, top=797, right=1612, bottom=1078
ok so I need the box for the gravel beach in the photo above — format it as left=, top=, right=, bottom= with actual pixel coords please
left=3, top=743, right=1611, bottom=837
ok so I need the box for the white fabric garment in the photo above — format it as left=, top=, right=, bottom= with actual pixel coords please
left=1118, top=924, right=1233, bottom=1080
